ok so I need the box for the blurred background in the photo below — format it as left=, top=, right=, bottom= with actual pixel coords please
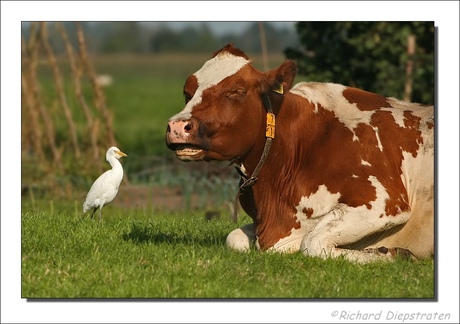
left=21, top=21, right=434, bottom=218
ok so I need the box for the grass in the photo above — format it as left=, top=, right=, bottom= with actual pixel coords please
left=21, top=200, right=435, bottom=299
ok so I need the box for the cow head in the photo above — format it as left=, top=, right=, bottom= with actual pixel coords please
left=166, top=44, right=297, bottom=163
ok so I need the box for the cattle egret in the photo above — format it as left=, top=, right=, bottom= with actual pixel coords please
left=83, top=146, right=127, bottom=219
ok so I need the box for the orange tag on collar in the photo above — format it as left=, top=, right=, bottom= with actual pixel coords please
left=266, top=112, right=275, bottom=138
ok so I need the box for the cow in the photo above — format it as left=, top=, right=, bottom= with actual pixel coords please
left=165, top=44, right=434, bottom=263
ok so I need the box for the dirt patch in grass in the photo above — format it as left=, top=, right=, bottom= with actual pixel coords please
left=114, top=184, right=240, bottom=222
left=114, top=185, right=194, bottom=210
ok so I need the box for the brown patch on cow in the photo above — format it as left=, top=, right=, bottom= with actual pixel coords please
left=426, top=121, right=434, bottom=129
left=302, top=207, right=314, bottom=219
left=366, top=110, right=415, bottom=215
left=253, top=193, right=302, bottom=250
left=291, top=103, right=413, bottom=217
left=381, top=110, right=423, bottom=158
left=385, top=195, right=411, bottom=216
left=301, top=107, right=378, bottom=209
left=371, top=110, right=422, bottom=157
left=403, top=110, right=422, bottom=130
left=342, top=87, right=391, bottom=111
left=337, top=177, right=375, bottom=209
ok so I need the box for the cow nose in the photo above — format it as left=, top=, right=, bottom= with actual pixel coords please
left=167, top=119, right=193, bottom=142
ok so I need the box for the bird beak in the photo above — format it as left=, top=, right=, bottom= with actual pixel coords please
left=116, top=150, right=127, bottom=157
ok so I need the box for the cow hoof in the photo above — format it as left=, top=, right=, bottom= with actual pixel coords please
left=363, top=246, right=417, bottom=261
left=226, top=228, right=251, bottom=252
left=387, top=247, right=417, bottom=261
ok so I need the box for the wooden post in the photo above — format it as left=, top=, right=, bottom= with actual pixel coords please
left=258, top=22, right=269, bottom=71
left=404, top=34, right=416, bottom=102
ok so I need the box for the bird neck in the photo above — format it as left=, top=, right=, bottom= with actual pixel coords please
left=107, top=156, right=123, bottom=170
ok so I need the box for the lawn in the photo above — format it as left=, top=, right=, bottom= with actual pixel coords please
left=21, top=200, right=435, bottom=299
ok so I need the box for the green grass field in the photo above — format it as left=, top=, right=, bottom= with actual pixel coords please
left=21, top=200, right=435, bottom=299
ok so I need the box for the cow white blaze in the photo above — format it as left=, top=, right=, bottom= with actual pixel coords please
left=170, top=52, right=250, bottom=121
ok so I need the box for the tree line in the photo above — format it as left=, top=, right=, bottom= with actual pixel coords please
left=285, top=22, right=434, bottom=104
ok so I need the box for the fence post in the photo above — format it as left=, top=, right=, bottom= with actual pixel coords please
left=258, top=22, right=269, bottom=71
left=404, top=34, right=416, bottom=102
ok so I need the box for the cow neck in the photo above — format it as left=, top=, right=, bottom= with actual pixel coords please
left=236, top=94, right=275, bottom=191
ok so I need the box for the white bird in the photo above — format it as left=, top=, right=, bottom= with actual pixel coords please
left=83, top=146, right=127, bottom=219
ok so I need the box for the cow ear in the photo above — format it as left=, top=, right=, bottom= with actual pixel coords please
left=269, top=60, right=297, bottom=95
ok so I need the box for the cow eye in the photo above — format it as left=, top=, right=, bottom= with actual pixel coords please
left=226, top=88, right=246, bottom=99
left=184, top=92, right=193, bottom=104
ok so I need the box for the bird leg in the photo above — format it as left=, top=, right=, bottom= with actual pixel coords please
left=98, top=207, right=103, bottom=220
left=90, top=208, right=97, bottom=219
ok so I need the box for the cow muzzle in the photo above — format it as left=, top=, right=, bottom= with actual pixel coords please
left=166, top=119, right=206, bottom=161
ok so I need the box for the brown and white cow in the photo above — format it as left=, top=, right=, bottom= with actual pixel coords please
left=166, top=44, right=434, bottom=263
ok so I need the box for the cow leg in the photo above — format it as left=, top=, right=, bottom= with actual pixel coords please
left=299, top=206, right=412, bottom=263
left=226, top=223, right=255, bottom=251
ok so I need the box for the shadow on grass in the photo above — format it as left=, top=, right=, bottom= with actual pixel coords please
left=122, top=221, right=225, bottom=247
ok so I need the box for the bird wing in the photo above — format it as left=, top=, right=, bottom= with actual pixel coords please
left=83, top=170, right=122, bottom=212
